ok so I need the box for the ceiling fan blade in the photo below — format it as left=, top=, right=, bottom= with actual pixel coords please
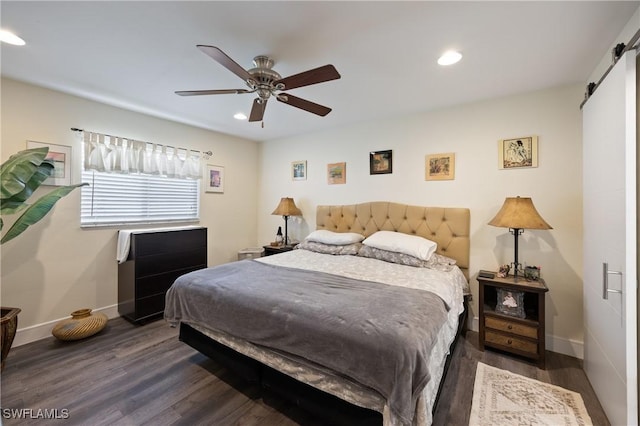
left=249, top=98, right=267, bottom=122
left=275, top=65, right=341, bottom=91
left=175, top=89, right=252, bottom=96
left=277, top=93, right=332, bottom=117
left=197, top=45, right=254, bottom=83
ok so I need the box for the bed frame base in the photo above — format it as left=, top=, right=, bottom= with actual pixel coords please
left=179, top=323, right=381, bottom=425
left=178, top=297, right=468, bottom=425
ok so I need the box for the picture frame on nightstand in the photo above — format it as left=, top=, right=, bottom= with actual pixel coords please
left=495, top=288, right=526, bottom=318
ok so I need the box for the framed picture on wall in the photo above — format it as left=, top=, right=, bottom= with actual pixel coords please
left=26, top=140, right=72, bottom=186
left=425, top=152, right=455, bottom=181
left=369, top=150, right=393, bottom=174
left=327, top=162, right=346, bottom=184
left=205, top=165, right=224, bottom=193
left=292, top=160, right=307, bottom=181
left=498, top=135, right=538, bottom=169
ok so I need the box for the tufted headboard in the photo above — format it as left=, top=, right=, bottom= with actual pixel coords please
left=316, top=201, right=470, bottom=280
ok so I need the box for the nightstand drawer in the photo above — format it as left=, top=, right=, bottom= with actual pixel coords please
left=485, top=316, right=538, bottom=339
left=485, top=330, right=538, bottom=355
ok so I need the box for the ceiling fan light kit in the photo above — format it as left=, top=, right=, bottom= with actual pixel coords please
left=176, top=45, right=341, bottom=124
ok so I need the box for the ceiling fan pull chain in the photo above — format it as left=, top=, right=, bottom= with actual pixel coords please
left=261, top=121, right=264, bottom=129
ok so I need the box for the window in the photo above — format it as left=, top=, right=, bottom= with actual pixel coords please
left=78, top=129, right=202, bottom=227
left=81, top=170, right=200, bottom=227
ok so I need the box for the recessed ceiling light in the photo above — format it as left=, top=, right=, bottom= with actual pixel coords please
left=233, top=112, right=247, bottom=120
left=0, top=30, right=25, bottom=46
left=437, top=50, right=462, bottom=66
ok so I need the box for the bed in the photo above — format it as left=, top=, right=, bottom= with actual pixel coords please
left=165, top=201, right=470, bottom=426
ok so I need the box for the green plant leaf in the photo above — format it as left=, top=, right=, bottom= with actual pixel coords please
left=5, top=159, right=54, bottom=204
left=0, top=147, right=51, bottom=200
left=0, top=183, right=87, bottom=244
left=0, top=202, right=27, bottom=216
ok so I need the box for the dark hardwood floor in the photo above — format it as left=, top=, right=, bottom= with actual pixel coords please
left=0, top=317, right=609, bottom=425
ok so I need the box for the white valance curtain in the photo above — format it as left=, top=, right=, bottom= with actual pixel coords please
left=82, top=131, right=202, bottom=179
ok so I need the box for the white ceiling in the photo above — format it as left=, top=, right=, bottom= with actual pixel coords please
left=1, top=1, right=637, bottom=142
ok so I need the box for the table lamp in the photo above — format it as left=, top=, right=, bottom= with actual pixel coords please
left=271, top=197, right=302, bottom=246
left=488, top=196, right=552, bottom=280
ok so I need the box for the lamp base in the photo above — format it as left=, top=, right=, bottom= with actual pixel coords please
left=510, top=227, right=524, bottom=282
left=511, top=265, right=522, bottom=281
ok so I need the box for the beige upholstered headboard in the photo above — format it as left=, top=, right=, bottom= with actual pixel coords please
left=316, top=201, right=470, bottom=280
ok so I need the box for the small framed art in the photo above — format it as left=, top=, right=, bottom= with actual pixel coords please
left=498, top=135, right=538, bottom=169
left=425, top=152, right=455, bottom=181
left=495, top=288, right=526, bottom=318
left=205, top=165, right=224, bottom=193
left=369, top=150, right=392, bottom=175
left=292, top=160, right=307, bottom=181
left=327, top=162, right=346, bottom=185
left=26, top=140, right=72, bottom=186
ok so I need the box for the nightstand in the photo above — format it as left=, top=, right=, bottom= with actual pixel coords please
left=262, top=245, right=296, bottom=256
left=477, top=273, right=548, bottom=369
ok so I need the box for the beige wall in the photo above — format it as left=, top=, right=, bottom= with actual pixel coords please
left=258, top=84, right=585, bottom=357
left=1, top=78, right=260, bottom=341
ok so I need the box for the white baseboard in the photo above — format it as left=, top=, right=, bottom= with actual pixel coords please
left=468, top=315, right=584, bottom=360
left=545, top=334, right=584, bottom=359
left=12, top=305, right=120, bottom=347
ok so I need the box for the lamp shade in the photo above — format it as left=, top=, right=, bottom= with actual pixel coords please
left=271, top=197, right=302, bottom=217
left=488, top=197, right=552, bottom=230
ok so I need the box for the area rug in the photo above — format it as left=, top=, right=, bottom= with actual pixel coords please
left=469, top=362, right=593, bottom=426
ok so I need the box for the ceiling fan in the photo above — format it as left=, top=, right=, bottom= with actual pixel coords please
left=176, top=45, right=341, bottom=123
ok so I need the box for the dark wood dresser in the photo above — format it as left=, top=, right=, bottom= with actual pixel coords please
left=118, top=227, right=207, bottom=324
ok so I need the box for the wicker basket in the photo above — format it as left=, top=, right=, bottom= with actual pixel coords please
left=1, top=307, right=21, bottom=370
left=51, top=309, right=108, bottom=341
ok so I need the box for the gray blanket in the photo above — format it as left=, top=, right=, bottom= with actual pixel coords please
left=164, top=259, right=448, bottom=425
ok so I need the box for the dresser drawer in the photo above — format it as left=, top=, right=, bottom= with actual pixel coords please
left=485, top=316, right=538, bottom=339
left=135, top=293, right=168, bottom=319
left=135, top=249, right=207, bottom=277
left=485, top=330, right=538, bottom=355
left=132, top=228, right=207, bottom=257
left=136, top=265, right=205, bottom=298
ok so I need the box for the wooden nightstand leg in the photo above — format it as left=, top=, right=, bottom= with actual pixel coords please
left=478, top=282, right=485, bottom=351
left=538, top=355, right=546, bottom=369
left=538, top=291, right=546, bottom=369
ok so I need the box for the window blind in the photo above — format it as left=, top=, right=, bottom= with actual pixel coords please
left=81, top=170, right=200, bottom=227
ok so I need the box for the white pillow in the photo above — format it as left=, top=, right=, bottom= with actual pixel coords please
left=305, top=229, right=365, bottom=245
left=362, top=231, right=437, bottom=261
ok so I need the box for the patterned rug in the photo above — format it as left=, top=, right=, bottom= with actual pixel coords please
left=469, top=362, right=593, bottom=426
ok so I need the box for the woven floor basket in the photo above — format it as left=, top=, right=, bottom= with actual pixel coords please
left=52, top=309, right=108, bottom=341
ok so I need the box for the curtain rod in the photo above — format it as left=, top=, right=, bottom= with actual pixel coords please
left=580, top=27, right=640, bottom=109
left=70, top=127, right=213, bottom=158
